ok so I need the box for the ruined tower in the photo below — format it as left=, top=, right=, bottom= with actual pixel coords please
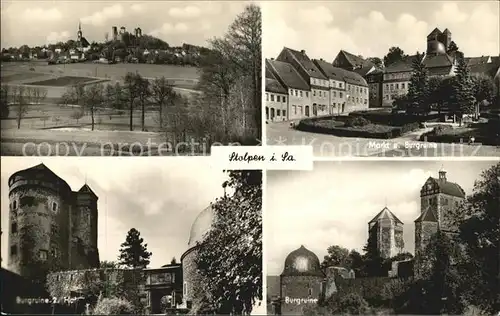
left=7, top=164, right=99, bottom=279
left=368, top=207, right=404, bottom=259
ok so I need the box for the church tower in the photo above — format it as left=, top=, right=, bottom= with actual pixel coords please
left=77, top=21, right=82, bottom=41
left=368, top=206, right=404, bottom=259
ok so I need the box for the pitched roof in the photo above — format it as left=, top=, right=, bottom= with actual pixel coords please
left=423, top=54, right=453, bottom=68
left=469, top=63, right=500, bottom=78
left=78, top=184, right=98, bottom=199
left=428, top=177, right=466, bottom=198
left=266, top=58, right=310, bottom=91
left=266, top=65, right=276, bottom=79
left=385, top=54, right=452, bottom=74
left=385, top=55, right=420, bottom=73
left=414, top=207, right=438, bottom=223
left=266, top=78, right=287, bottom=94
left=338, top=50, right=374, bottom=69
left=313, top=59, right=368, bottom=87
left=368, top=207, right=403, bottom=225
left=466, top=56, right=491, bottom=66
left=353, top=65, right=375, bottom=76
left=427, top=27, right=442, bottom=38
left=282, top=47, right=328, bottom=80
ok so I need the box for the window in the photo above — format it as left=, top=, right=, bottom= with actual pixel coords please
left=11, top=222, right=17, bottom=234
left=300, top=91, right=303, bottom=97
left=308, top=288, right=313, bottom=296
left=390, top=83, right=394, bottom=90
left=293, top=105, right=297, bottom=114
left=276, top=95, right=280, bottom=102
left=39, top=250, right=48, bottom=261
left=313, top=90, right=316, bottom=96
left=270, top=94, right=274, bottom=102
left=283, top=96, right=287, bottom=103
left=51, top=247, right=58, bottom=257
left=11, top=245, right=18, bottom=256
left=331, top=82, right=335, bottom=88
left=385, top=84, right=389, bottom=90
left=339, top=83, right=343, bottom=88
left=364, top=99, right=367, bottom=104
left=402, top=83, right=405, bottom=89
left=333, top=91, right=336, bottom=97
left=277, top=109, right=281, bottom=116
left=20, top=196, right=35, bottom=207
left=13, top=200, right=17, bottom=210
left=339, top=92, right=343, bottom=98
left=52, top=202, right=58, bottom=212
left=305, top=91, right=309, bottom=97
left=283, top=110, right=286, bottom=117
left=396, top=83, right=399, bottom=89
left=266, top=93, right=269, bottom=101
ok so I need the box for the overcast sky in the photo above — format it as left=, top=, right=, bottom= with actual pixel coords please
left=263, top=1, right=499, bottom=60
left=0, top=1, right=250, bottom=48
left=266, top=160, right=498, bottom=276
left=1, top=157, right=229, bottom=269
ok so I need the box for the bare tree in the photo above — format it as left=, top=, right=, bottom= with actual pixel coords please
left=13, top=85, right=29, bottom=129
left=40, top=110, right=49, bottom=128
left=123, top=72, right=140, bottom=131
left=135, top=75, right=151, bottom=131
left=151, top=76, right=175, bottom=129
left=70, top=109, right=84, bottom=124
left=83, top=84, right=104, bottom=131
left=31, top=87, right=48, bottom=104
left=1, top=84, right=10, bottom=119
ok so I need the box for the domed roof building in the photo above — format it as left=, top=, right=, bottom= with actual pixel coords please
left=282, top=245, right=324, bottom=277
left=180, top=204, right=215, bottom=311
left=279, top=245, right=325, bottom=315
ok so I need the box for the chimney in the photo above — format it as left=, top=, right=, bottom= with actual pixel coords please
left=300, top=49, right=305, bottom=54
left=439, top=169, right=447, bottom=182
left=270, top=58, right=274, bottom=60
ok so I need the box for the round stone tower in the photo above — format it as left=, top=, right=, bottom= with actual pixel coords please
left=180, top=205, right=214, bottom=311
left=280, top=245, right=325, bottom=315
left=8, top=163, right=73, bottom=278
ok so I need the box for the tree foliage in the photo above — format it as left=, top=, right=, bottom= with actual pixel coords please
left=383, top=47, right=407, bottom=67
left=321, top=245, right=351, bottom=269
left=450, top=57, right=476, bottom=121
left=406, top=53, right=429, bottom=114
left=195, top=170, right=262, bottom=314
left=118, top=228, right=152, bottom=269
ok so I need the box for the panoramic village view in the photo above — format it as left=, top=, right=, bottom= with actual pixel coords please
left=266, top=161, right=499, bottom=315
left=0, top=1, right=262, bottom=156
left=264, top=1, right=500, bottom=157
left=1, top=159, right=263, bottom=315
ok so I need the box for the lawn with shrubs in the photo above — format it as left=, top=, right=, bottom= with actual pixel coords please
left=296, top=115, right=422, bottom=139
left=420, top=121, right=500, bottom=146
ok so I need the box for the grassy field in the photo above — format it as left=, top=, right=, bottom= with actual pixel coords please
left=28, top=76, right=102, bottom=86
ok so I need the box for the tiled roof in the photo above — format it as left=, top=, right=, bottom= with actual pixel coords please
left=427, top=27, right=442, bottom=38
left=266, top=78, right=287, bottom=94
left=282, top=47, right=328, bottom=80
left=266, top=65, right=276, bottom=79
left=429, top=177, right=466, bottom=198
left=78, top=184, right=98, bottom=198
left=465, top=56, right=491, bottom=66
left=469, top=63, right=500, bottom=78
left=423, top=54, right=453, bottom=68
left=368, top=207, right=403, bottom=225
left=339, top=50, right=374, bottom=69
left=415, top=207, right=438, bottom=223
left=266, top=58, right=310, bottom=91
left=385, top=55, right=419, bottom=73
left=313, top=59, right=368, bottom=87
left=491, top=56, right=500, bottom=65
left=353, top=65, right=375, bottom=76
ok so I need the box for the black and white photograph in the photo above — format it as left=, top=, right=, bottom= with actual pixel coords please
left=1, top=158, right=263, bottom=315
left=263, top=1, right=500, bottom=157
left=266, top=160, right=499, bottom=315
left=0, top=1, right=261, bottom=156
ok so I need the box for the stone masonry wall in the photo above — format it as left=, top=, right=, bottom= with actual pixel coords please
left=280, top=275, right=323, bottom=315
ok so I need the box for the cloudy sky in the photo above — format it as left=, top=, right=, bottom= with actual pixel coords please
left=1, top=157, right=229, bottom=269
left=266, top=160, right=498, bottom=276
left=263, top=1, right=499, bottom=60
left=0, top=1, right=250, bottom=48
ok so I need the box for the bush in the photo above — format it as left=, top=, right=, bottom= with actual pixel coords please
left=432, top=124, right=454, bottom=136
left=92, top=297, right=134, bottom=315
left=381, top=278, right=412, bottom=302
left=345, top=116, right=371, bottom=127
left=326, top=292, right=370, bottom=315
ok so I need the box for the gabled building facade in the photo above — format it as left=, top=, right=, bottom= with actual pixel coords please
left=277, top=47, right=330, bottom=117
left=265, top=65, right=289, bottom=121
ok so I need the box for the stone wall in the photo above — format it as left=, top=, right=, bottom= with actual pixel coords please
left=280, top=275, right=323, bottom=315
left=181, top=247, right=205, bottom=310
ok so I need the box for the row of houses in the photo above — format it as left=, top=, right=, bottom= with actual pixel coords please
left=266, top=28, right=500, bottom=122
left=265, top=47, right=371, bottom=122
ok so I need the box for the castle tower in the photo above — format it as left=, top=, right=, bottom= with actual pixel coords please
left=7, top=164, right=73, bottom=278
left=71, top=184, right=100, bottom=269
left=414, top=169, right=466, bottom=273
left=426, top=27, right=446, bottom=55
left=368, top=207, right=404, bottom=259
left=441, top=28, right=452, bottom=51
